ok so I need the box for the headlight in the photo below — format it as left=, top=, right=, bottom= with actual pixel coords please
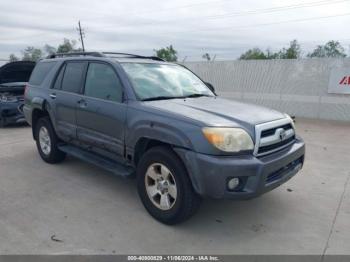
left=284, top=113, right=295, bottom=129
left=0, top=93, right=17, bottom=102
left=202, top=127, right=254, bottom=152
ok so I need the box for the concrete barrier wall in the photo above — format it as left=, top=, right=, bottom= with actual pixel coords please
left=184, top=58, right=350, bottom=121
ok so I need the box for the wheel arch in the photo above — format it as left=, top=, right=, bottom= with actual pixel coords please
left=31, top=99, right=52, bottom=140
left=133, top=137, right=174, bottom=166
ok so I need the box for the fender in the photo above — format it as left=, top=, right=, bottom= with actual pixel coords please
left=29, top=97, right=58, bottom=139
left=31, top=96, right=45, bottom=111
left=126, top=119, right=195, bottom=151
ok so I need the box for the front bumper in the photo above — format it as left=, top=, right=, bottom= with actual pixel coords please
left=174, top=137, right=305, bottom=199
left=0, top=102, right=26, bottom=126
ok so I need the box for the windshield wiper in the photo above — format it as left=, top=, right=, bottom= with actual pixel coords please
left=183, top=93, right=211, bottom=98
left=141, top=96, right=185, bottom=101
left=141, top=93, right=212, bottom=101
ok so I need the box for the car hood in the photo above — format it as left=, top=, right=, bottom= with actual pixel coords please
left=144, top=96, right=285, bottom=127
left=0, top=61, right=35, bottom=84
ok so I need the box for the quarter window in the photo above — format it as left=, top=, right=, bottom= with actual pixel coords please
left=52, top=64, right=66, bottom=90
left=84, top=63, right=122, bottom=102
left=29, top=62, right=56, bottom=86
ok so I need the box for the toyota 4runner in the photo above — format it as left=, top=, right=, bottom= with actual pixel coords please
left=24, top=52, right=305, bottom=224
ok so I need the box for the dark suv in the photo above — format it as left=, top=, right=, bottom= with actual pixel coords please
left=24, top=52, right=305, bottom=224
left=0, top=61, right=35, bottom=127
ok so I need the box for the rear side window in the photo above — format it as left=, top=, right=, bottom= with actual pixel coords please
left=29, top=61, right=56, bottom=86
left=61, top=62, right=86, bottom=93
left=84, top=63, right=123, bottom=102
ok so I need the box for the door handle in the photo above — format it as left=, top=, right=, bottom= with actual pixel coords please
left=77, top=99, right=87, bottom=108
left=49, top=93, right=56, bottom=99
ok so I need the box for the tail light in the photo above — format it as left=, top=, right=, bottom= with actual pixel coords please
left=24, top=84, right=28, bottom=97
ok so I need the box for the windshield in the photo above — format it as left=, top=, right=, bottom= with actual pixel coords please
left=121, top=63, right=214, bottom=101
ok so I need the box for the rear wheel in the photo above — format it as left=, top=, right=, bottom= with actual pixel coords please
left=137, top=146, right=201, bottom=225
left=35, top=117, right=66, bottom=163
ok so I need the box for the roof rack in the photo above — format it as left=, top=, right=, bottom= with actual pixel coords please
left=102, top=52, right=165, bottom=61
left=47, top=52, right=104, bottom=59
left=47, top=51, right=165, bottom=62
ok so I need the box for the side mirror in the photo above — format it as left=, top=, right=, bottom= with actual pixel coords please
left=205, top=82, right=215, bottom=93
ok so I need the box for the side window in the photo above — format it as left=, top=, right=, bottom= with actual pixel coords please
left=29, top=61, right=56, bottom=86
left=52, top=64, right=66, bottom=90
left=61, top=62, right=86, bottom=93
left=84, top=63, right=123, bottom=102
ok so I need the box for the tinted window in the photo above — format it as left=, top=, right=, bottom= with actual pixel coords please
left=61, top=62, right=86, bottom=93
left=29, top=62, right=56, bottom=86
left=52, top=64, right=66, bottom=90
left=84, top=63, right=122, bottom=102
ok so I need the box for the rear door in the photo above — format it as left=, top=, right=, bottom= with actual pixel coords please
left=76, top=61, right=127, bottom=159
left=50, top=61, right=87, bottom=140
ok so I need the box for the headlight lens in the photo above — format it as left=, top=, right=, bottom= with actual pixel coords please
left=202, top=127, right=254, bottom=152
left=0, top=93, right=17, bottom=102
left=284, top=113, right=295, bottom=129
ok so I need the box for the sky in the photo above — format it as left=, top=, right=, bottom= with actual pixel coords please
left=0, top=0, right=349, bottom=62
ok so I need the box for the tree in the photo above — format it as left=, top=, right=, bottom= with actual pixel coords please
left=202, top=53, right=211, bottom=61
left=239, top=40, right=302, bottom=60
left=266, top=49, right=279, bottom=59
left=9, top=54, right=19, bottom=62
left=277, top=40, right=301, bottom=59
left=239, top=48, right=267, bottom=60
left=57, top=38, right=78, bottom=53
left=44, top=44, right=57, bottom=56
left=22, top=46, right=43, bottom=61
left=154, top=45, right=178, bottom=62
left=307, top=41, right=346, bottom=58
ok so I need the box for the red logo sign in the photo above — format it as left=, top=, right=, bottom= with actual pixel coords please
left=339, top=76, right=350, bottom=85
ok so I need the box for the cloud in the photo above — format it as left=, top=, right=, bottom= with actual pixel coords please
left=0, top=0, right=349, bottom=60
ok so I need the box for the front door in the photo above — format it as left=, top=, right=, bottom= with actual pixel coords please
left=76, top=61, right=127, bottom=159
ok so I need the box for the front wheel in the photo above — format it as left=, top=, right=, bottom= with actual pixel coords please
left=137, top=146, right=201, bottom=225
left=35, top=117, right=66, bottom=164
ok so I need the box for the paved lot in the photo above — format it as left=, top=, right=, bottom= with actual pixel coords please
left=0, top=118, right=349, bottom=255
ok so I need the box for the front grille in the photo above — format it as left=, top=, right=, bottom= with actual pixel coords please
left=261, top=123, right=292, bottom=138
left=254, top=118, right=296, bottom=157
left=258, top=136, right=295, bottom=154
left=266, top=156, right=303, bottom=184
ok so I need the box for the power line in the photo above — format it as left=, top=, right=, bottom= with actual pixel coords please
left=92, top=0, right=350, bottom=30
left=1, top=0, right=347, bottom=42
left=203, top=0, right=350, bottom=20
left=165, top=12, right=350, bottom=35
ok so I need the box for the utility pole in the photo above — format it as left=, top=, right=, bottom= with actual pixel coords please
left=77, top=21, right=85, bottom=52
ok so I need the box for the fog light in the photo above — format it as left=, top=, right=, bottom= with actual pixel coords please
left=228, top=178, right=240, bottom=190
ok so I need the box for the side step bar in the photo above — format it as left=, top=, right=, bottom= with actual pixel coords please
left=58, top=145, right=134, bottom=177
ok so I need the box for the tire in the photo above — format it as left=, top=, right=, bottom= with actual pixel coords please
left=35, top=116, right=66, bottom=164
left=137, top=146, right=201, bottom=225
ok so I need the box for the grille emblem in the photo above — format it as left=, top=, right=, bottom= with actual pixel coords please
left=277, top=128, right=287, bottom=141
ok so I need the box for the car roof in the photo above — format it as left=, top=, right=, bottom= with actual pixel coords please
left=40, top=56, right=176, bottom=66
left=42, top=52, right=173, bottom=65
